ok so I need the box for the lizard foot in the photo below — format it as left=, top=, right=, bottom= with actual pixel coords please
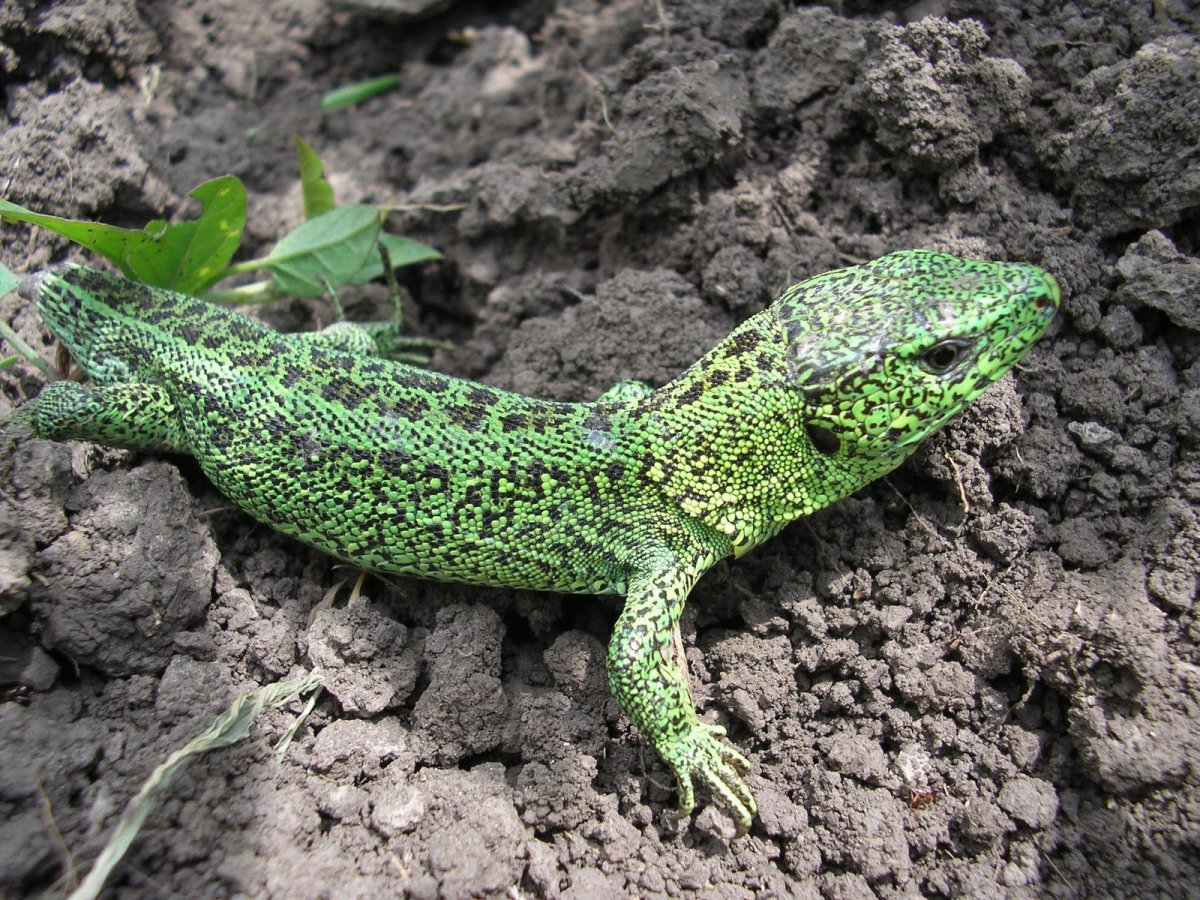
left=658, top=721, right=756, bottom=835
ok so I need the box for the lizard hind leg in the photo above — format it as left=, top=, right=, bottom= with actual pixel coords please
left=290, top=289, right=450, bottom=365
left=295, top=319, right=450, bottom=367
left=18, top=380, right=189, bottom=453
left=607, top=557, right=757, bottom=834
left=294, top=242, right=450, bottom=366
left=359, top=322, right=451, bottom=367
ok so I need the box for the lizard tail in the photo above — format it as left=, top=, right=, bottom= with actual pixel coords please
left=24, top=267, right=99, bottom=379
left=22, top=265, right=235, bottom=384
left=21, top=265, right=164, bottom=383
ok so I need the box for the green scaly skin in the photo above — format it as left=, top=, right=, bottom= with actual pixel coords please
left=4, top=251, right=1060, bottom=833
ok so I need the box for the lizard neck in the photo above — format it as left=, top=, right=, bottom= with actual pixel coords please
left=629, top=309, right=869, bottom=555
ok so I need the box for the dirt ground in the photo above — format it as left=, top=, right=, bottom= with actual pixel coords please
left=1, top=0, right=1198, bottom=896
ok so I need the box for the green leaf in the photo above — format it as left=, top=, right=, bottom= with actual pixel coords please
left=259, top=205, right=381, bottom=297
left=0, top=356, right=17, bottom=369
left=295, top=136, right=335, bottom=219
left=0, top=261, right=19, bottom=298
left=350, top=232, right=442, bottom=284
left=0, top=199, right=154, bottom=270
left=123, top=176, right=247, bottom=293
left=0, top=176, right=247, bottom=294
left=321, top=73, right=401, bottom=111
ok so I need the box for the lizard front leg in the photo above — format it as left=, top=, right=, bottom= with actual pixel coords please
left=607, top=556, right=757, bottom=833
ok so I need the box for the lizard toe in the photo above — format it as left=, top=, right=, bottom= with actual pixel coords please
left=659, top=720, right=756, bottom=835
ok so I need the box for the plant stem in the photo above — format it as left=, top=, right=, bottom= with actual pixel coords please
left=204, top=280, right=278, bottom=305
left=217, top=257, right=271, bottom=278
left=0, top=320, right=57, bottom=379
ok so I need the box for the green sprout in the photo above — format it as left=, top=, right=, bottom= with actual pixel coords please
left=321, top=73, right=402, bottom=111
left=0, top=136, right=440, bottom=306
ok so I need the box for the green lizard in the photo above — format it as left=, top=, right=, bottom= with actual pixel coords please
left=4, top=251, right=1059, bottom=833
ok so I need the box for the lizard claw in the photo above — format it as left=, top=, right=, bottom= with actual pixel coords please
left=658, top=721, right=756, bottom=836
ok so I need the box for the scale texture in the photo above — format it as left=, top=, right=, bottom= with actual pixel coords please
left=10, top=251, right=1060, bottom=831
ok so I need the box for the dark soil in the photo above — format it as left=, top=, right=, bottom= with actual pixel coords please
left=2, top=1, right=1199, bottom=897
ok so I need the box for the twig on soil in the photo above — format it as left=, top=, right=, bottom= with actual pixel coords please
left=647, top=0, right=672, bottom=48
left=307, top=570, right=371, bottom=628
left=2, top=154, right=18, bottom=196
left=558, top=284, right=588, bottom=304
left=332, top=563, right=407, bottom=595
left=768, top=196, right=796, bottom=232
left=1042, top=849, right=1075, bottom=891
left=966, top=564, right=1013, bottom=610
left=389, top=852, right=410, bottom=878
left=883, top=478, right=953, bottom=549
left=571, top=54, right=615, bottom=134
left=942, top=449, right=971, bottom=515
left=36, top=780, right=78, bottom=890
left=111, top=861, right=175, bottom=900
left=800, top=518, right=845, bottom=574
left=194, top=504, right=240, bottom=518
left=383, top=202, right=468, bottom=214
left=768, top=196, right=808, bottom=259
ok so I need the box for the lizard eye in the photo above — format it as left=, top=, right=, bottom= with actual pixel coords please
left=919, top=339, right=971, bottom=375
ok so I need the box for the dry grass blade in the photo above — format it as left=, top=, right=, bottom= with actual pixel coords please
left=68, top=672, right=323, bottom=900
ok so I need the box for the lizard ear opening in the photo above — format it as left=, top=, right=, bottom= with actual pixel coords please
left=804, top=421, right=840, bottom=456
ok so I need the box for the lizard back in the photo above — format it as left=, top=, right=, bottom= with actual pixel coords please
left=33, top=266, right=676, bottom=593
left=27, top=253, right=1059, bottom=596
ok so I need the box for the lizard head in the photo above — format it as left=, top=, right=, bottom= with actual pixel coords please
left=776, top=249, right=1060, bottom=480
